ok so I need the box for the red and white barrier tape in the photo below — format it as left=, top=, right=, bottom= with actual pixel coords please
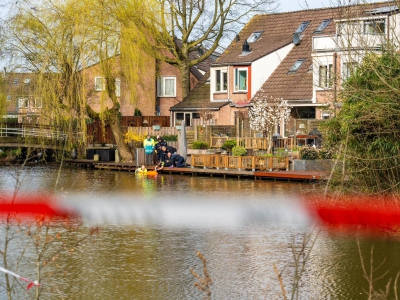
left=0, top=266, right=40, bottom=290
left=1, top=194, right=400, bottom=232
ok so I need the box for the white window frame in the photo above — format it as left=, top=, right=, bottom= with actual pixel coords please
left=248, top=32, right=262, bottom=43
left=157, top=76, right=176, bottom=97
left=318, top=64, right=333, bottom=88
left=18, top=97, right=28, bottom=108
left=34, top=98, right=42, bottom=108
left=364, top=19, right=385, bottom=35
left=115, top=78, right=121, bottom=97
left=234, top=68, right=248, bottom=92
left=342, top=61, right=358, bottom=82
left=6, top=95, right=12, bottom=101
left=94, top=76, right=105, bottom=91
left=215, top=69, right=228, bottom=92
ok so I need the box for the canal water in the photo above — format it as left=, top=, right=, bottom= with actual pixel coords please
left=1, top=164, right=400, bottom=299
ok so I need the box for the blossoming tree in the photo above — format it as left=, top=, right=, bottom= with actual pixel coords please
left=248, top=94, right=292, bottom=153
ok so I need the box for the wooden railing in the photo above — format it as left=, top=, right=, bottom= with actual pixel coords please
left=191, top=154, right=289, bottom=171
left=0, top=126, right=67, bottom=140
left=209, top=137, right=295, bottom=150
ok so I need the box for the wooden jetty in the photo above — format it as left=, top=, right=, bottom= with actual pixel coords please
left=64, top=159, right=325, bottom=181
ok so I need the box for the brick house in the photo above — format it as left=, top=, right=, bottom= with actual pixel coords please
left=1, top=72, right=42, bottom=124
left=84, top=49, right=216, bottom=121
left=173, top=2, right=398, bottom=135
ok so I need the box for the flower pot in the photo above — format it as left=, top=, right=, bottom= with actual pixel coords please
left=176, top=126, right=181, bottom=131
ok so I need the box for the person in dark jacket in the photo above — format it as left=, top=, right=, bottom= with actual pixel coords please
left=173, top=154, right=186, bottom=167
left=161, top=145, right=177, bottom=158
left=155, top=137, right=168, bottom=163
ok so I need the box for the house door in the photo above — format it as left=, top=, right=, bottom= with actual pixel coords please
left=184, top=113, right=191, bottom=127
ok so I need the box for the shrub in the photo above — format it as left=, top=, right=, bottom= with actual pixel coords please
left=162, top=135, right=178, bottom=142
left=192, top=141, right=209, bottom=149
left=232, top=146, right=247, bottom=156
left=222, top=139, right=237, bottom=150
left=318, top=147, right=334, bottom=159
left=299, top=146, right=319, bottom=160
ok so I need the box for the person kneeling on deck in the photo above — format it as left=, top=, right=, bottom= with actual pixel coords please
left=173, top=154, right=186, bottom=168
left=163, top=152, right=175, bottom=168
left=135, top=165, right=147, bottom=174
left=161, top=145, right=177, bottom=161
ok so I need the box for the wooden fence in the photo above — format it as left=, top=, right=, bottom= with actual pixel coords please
left=191, top=154, right=289, bottom=171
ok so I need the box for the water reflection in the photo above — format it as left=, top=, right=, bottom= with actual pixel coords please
left=0, top=166, right=400, bottom=299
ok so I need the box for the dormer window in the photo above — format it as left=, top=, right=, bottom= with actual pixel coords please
left=247, top=31, right=262, bottom=43
left=315, top=19, right=331, bottom=33
left=295, top=21, right=310, bottom=33
left=288, top=59, right=306, bottom=73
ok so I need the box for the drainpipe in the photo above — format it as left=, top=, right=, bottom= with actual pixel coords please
left=333, top=52, right=337, bottom=117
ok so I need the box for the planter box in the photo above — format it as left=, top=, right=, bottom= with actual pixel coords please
left=293, top=159, right=333, bottom=172
left=153, top=125, right=161, bottom=131
left=187, top=149, right=207, bottom=155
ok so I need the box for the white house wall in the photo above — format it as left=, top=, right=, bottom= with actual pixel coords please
left=251, top=43, right=294, bottom=98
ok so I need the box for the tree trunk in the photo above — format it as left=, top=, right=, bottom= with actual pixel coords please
left=109, top=112, right=134, bottom=162
left=180, top=62, right=191, bottom=99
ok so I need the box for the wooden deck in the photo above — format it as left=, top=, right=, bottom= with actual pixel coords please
left=63, top=159, right=325, bottom=181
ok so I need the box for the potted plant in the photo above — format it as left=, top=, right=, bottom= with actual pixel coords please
left=222, top=139, right=237, bottom=155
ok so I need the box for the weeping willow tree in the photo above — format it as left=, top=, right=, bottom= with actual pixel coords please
left=323, top=46, right=400, bottom=195
left=5, top=0, right=167, bottom=161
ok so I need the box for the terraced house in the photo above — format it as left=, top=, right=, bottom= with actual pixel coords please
left=172, top=1, right=399, bottom=136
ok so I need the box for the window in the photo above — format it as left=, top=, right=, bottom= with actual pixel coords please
left=234, top=68, right=248, bottom=92
left=315, top=19, right=331, bottom=33
left=24, top=78, right=31, bottom=84
left=157, top=76, right=176, bottom=97
left=364, top=19, right=385, bottom=34
left=13, top=78, right=18, bottom=85
left=18, top=98, right=28, bottom=108
left=337, top=22, right=361, bottom=35
left=342, top=62, right=358, bottom=81
left=192, top=113, right=200, bottom=119
left=295, top=21, right=310, bottom=33
left=215, top=70, right=227, bottom=92
left=94, top=77, right=105, bottom=91
left=115, top=78, right=121, bottom=97
left=289, top=59, right=306, bottom=73
left=248, top=31, right=262, bottom=43
left=319, top=64, right=333, bottom=88
left=6, top=95, right=11, bottom=101
left=34, top=98, right=42, bottom=108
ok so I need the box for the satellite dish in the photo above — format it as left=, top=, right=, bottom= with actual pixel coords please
left=293, top=33, right=301, bottom=46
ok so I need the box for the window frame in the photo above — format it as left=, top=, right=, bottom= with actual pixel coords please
left=234, top=68, right=248, bottom=92
left=319, top=64, right=334, bottom=88
left=18, top=97, right=29, bottom=109
left=247, top=31, right=262, bottom=43
left=289, top=59, right=306, bottom=73
left=342, top=61, right=358, bottom=82
left=215, top=69, right=228, bottom=92
left=115, top=78, right=121, bottom=97
left=363, top=19, right=385, bottom=34
left=94, top=76, right=105, bottom=91
left=315, top=19, right=331, bottom=33
left=157, top=76, right=176, bottom=97
left=34, top=98, right=42, bottom=108
left=295, top=21, right=310, bottom=33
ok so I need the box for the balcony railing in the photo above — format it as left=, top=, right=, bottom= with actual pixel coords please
left=312, top=34, right=386, bottom=53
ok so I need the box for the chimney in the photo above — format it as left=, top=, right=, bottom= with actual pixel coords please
left=242, top=40, right=250, bottom=54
